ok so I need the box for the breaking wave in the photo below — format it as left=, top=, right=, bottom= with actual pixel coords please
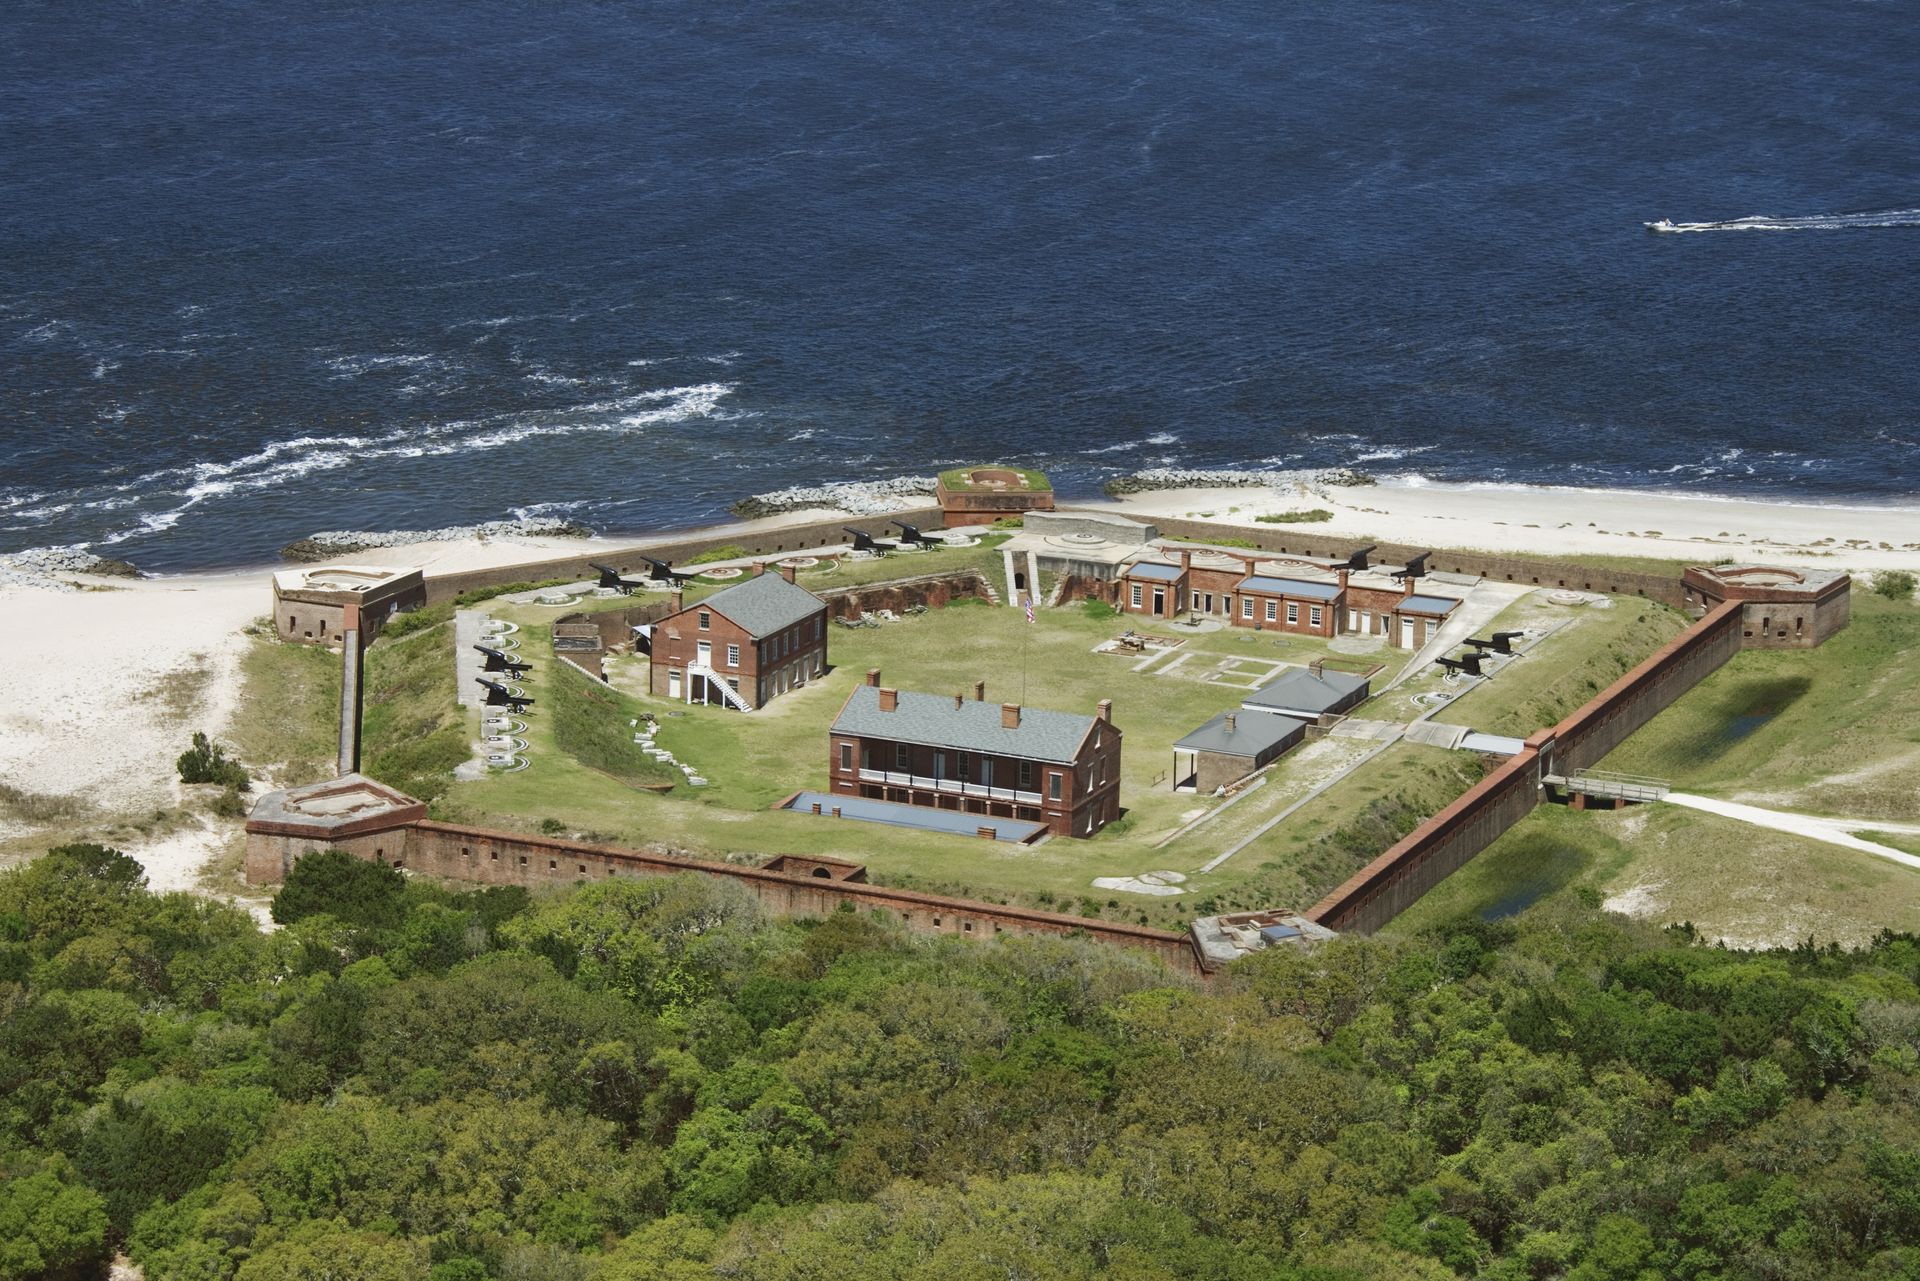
left=1646, top=207, right=1920, bottom=233
left=3, top=382, right=733, bottom=550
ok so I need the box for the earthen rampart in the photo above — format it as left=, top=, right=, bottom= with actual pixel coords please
left=245, top=815, right=1204, bottom=978
left=1070, top=510, right=1687, bottom=606
left=1306, top=601, right=1746, bottom=934
left=420, top=506, right=945, bottom=605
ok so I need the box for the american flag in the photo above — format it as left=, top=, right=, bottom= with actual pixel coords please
left=1024, top=597, right=1035, bottom=624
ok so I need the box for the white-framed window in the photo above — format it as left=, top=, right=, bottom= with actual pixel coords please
left=1130, top=583, right=1143, bottom=608
left=697, top=611, right=711, bottom=630
left=1018, top=761, right=1034, bottom=788
left=1286, top=602, right=1299, bottom=625
left=1242, top=597, right=1254, bottom=619
left=895, top=744, right=910, bottom=770
left=1048, top=771, right=1063, bottom=801
left=1265, top=599, right=1277, bottom=622
left=955, top=753, right=971, bottom=781
left=726, top=643, right=740, bottom=667
left=839, top=742, right=853, bottom=771
left=1310, top=605, right=1323, bottom=628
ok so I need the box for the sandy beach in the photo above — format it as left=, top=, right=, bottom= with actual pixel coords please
left=1093, top=478, right=1920, bottom=576
left=3, top=478, right=1914, bottom=888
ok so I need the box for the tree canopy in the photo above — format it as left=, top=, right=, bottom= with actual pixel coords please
left=5, top=842, right=1920, bottom=1279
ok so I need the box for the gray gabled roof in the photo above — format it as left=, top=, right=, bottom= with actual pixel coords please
left=1125, top=561, right=1185, bottom=582
left=1174, top=709, right=1306, bottom=758
left=1244, top=667, right=1370, bottom=715
left=1239, top=575, right=1343, bottom=601
left=831, top=685, right=1103, bottom=764
left=699, top=572, right=825, bottom=638
left=1400, top=593, right=1460, bottom=616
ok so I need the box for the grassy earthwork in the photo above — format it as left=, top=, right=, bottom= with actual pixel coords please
left=1394, top=589, right=1920, bottom=945
left=240, top=545, right=1907, bottom=937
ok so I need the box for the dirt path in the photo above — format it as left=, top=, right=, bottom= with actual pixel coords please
left=1666, top=793, right=1920, bottom=870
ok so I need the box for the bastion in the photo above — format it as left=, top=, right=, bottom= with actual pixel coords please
left=272, top=564, right=426, bottom=645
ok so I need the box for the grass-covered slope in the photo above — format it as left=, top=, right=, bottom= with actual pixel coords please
left=1605, top=590, right=1920, bottom=816
left=362, top=620, right=467, bottom=801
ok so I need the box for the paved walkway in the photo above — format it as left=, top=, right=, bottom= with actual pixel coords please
left=1666, top=793, right=1920, bottom=871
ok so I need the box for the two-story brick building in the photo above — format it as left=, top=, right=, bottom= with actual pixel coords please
left=827, top=670, right=1121, bottom=838
left=647, top=563, right=829, bottom=710
left=1116, top=545, right=1459, bottom=647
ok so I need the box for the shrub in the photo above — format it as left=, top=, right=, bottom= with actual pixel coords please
left=688, top=545, right=750, bottom=565
left=1255, top=509, right=1334, bottom=524
left=271, top=849, right=407, bottom=929
left=176, top=733, right=249, bottom=791
left=210, top=787, right=249, bottom=819
left=1872, top=570, right=1915, bottom=602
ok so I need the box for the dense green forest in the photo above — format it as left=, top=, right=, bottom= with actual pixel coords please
left=6, top=846, right=1920, bottom=1280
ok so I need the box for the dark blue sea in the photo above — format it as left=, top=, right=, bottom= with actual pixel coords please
left=4, top=0, right=1918, bottom=572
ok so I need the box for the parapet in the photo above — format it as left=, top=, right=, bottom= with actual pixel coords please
left=272, top=565, right=427, bottom=645
left=1188, top=909, right=1337, bottom=972
left=1681, top=563, right=1851, bottom=648
left=247, top=773, right=427, bottom=839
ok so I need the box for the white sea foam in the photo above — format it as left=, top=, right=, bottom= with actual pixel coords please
left=1352, top=444, right=1436, bottom=463
left=1648, top=207, right=1920, bottom=233
left=322, top=352, right=441, bottom=377
left=30, top=382, right=734, bottom=550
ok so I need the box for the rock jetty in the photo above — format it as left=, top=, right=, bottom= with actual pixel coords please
left=1102, top=467, right=1375, bottom=496
left=731, top=477, right=936, bottom=520
left=0, top=547, right=142, bottom=592
left=280, top=518, right=592, bottom=562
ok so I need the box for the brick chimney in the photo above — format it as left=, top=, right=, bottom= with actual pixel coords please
left=974, top=679, right=986, bottom=702
left=879, top=688, right=898, bottom=712
left=954, top=692, right=964, bottom=710
left=780, top=562, right=797, bottom=584
left=671, top=589, right=684, bottom=612
left=867, top=668, right=882, bottom=687
left=1402, top=575, right=1415, bottom=598
left=1001, top=703, right=1021, bottom=729
left=751, top=560, right=766, bottom=577
left=1178, top=548, right=1192, bottom=572
left=1225, top=712, right=1236, bottom=732
left=1097, top=699, right=1112, bottom=723
left=1337, top=567, right=1350, bottom=590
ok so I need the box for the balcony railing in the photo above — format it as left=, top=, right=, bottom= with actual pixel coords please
left=855, top=768, right=1040, bottom=806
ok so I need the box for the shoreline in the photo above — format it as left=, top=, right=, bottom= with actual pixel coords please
left=4, top=476, right=1915, bottom=885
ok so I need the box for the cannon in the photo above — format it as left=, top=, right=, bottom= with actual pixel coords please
left=474, top=644, right=532, bottom=676
left=591, top=562, right=648, bottom=594
left=640, top=556, right=696, bottom=586
left=476, top=678, right=534, bottom=712
left=891, top=520, right=938, bottom=548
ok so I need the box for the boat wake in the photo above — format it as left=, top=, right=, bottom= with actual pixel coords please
left=1646, top=208, right=1920, bottom=233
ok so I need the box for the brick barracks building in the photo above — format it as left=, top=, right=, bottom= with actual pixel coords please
left=828, top=670, right=1122, bottom=838
left=647, top=562, right=829, bottom=710
left=1117, top=545, right=1459, bottom=648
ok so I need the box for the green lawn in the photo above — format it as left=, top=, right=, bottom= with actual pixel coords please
left=1446, top=596, right=1689, bottom=737
left=939, top=465, right=1051, bottom=492
left=228, top=625, right=340, bottom=787
left=1603, top=591, right=1920, bottom=817
left=1392, top=801, right=1920, bottom=949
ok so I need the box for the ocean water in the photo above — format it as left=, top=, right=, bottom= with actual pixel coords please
left=3, top=0, right=1917, bottom=572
